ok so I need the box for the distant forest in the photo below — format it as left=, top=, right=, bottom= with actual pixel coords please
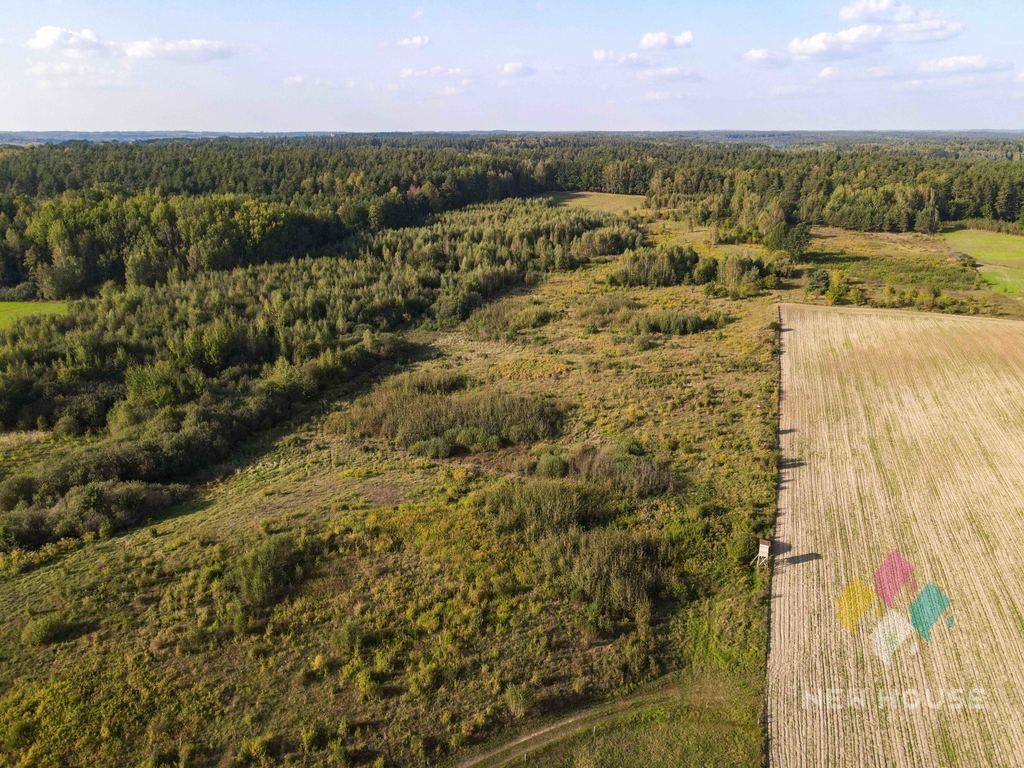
left=1, top=134, right=1024, bottom=299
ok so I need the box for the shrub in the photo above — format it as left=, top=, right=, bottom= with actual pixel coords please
left=540, top=529, right=670, bottom=621
left=480, top=478, right=611, bottom=536
left=466, top=301, right=556, bottom=341
left=20, top=615, right=73, bottom=646
left=2, top=719, right=35, bottom=750
left=504, top=684, right=532, bottom=720
left=229, top=533, right=310, bottom=612
left=807, top=268, right=831, bottom=295
left=535, top=451, right=570, bottom=478
left=692, top=256, right=718, bottom=285
left=571, top=443, right=676, bottom=497
left=339, top=374, right=564, bottom=455
left=571, top=225, right=641, bottom=259
left=608, top=245, right=699, bottom=287
left=630, top=310, right=725, bottom=336
left=0, top=474, right=36, bottom=511
left=577, top=294, right=640, bottom=328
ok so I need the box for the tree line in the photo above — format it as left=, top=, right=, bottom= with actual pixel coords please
left=3, top=135, right=1023, bottom=300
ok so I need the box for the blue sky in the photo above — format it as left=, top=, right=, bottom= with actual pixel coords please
left=2, top=0, right=1023, bottom=130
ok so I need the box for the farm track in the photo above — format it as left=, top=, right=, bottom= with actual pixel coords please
left=769, top=303, right=1024, bottom=767
left=453, top=681, right=684, bottom=768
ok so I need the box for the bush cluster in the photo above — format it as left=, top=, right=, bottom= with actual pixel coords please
left=337, top=371, right=564, bottom=458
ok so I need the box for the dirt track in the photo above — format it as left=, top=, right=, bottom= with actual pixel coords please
left=769, top=303, right=1024, bottom=767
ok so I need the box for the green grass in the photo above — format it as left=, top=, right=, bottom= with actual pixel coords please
left=945, top=229, right=1024, bottom=296
left=550, top=191, right=647, bottom=215
left=0, top=301, right=68, bottom=329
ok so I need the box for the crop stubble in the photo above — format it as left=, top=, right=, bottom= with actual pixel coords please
left=769, top=303, right=1024, bottom=767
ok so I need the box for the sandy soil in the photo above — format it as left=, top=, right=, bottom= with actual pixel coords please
left=769, top=303, right=1024, bottom=767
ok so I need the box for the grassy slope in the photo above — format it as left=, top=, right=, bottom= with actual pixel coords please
left=0, top=239, right=777, bottom=766
left=944, top=229, right=1024, bottom=296
left=0, top=301, right=68, bottom=329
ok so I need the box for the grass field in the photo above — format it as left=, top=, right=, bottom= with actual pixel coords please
left=0, top=244, right=777, bottom=766
left=944, top=229, right=1024, bottom=296
left=0, top=301, right=68, bottom=328
left=769, top=303, right=1024, bottom=767
left=548, top=191, right=647, bottom=215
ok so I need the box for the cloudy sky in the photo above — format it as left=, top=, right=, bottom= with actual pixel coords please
left=1, top=0, right=1023, bottom=131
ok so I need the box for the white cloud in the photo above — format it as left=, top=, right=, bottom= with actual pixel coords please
left=284, top=74, right=306, bottom=85
left=840, top=0, right=915, bottom=21
left=27, top=26, right=105, bottom=55
left=639, top=31, right=693, bottom=50
left=788, top=24, right=885, bottom=58
left=644, top=90, right=690, bottom=102
left=25, top=59, right=127, bottom=88
left=24, top=25, right=233, bottom=88
left=887, top=17, right=962, bottom=43
left=498, top=62, right=535, bottom=78
left=818, top=64, right=896, bottom=80
left=396, top=35, right=430, bottom=49
left=26, top=25, right=234, bottom=61
left=436, top=78, right=472, bottom=97
left=636, top=67, right=701, bottom=82
left=411, top=6, right=425, bottom=19
left=894, top=75, right=980, bottom=92
left=767, top=84, right=821, bottom=98
left=743, top=48, right=789, bottom=67
left=748, top=1, right=961, bottom=65
left=27, top=26, right=232, bottom=61
left=593, top=49, right=654, bottom=67
left=400, top=65, right=465, bottom=79
left=1017, top=72, right=1024, bottom=83
left=918, top=55, right=1010, bottom=75
left=122, top=39, right=232, bottom=62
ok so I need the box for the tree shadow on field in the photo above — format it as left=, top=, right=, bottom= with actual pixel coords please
left=802, top=251, right=867, bottom=268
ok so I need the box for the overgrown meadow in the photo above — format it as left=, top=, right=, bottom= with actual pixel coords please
left=0, top=196, right=779, bottom=767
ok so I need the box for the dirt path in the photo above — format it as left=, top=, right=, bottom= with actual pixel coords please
left=453, top=684, right=682, bottom=768
left=768, top=303, right=1024, bottom=767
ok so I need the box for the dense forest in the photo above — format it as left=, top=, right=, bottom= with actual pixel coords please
left=2, top=135, right=1024, bottom=299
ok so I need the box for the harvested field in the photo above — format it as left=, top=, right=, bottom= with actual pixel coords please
left=769, top=303, right=1024, bottom=767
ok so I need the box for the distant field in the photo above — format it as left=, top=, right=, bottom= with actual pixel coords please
left=0, top=301, right=68, bottom=328
left=550, top=191, right=646, bottom=214
left=944, top=229, right=1024, bottom=295
left=770, top=303, right=1024, bottom=767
